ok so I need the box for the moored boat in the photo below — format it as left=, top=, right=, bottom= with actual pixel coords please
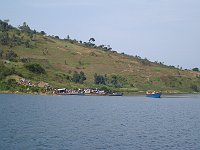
left=109, top=93, right=123, bottom=96
left=146, top=91, right=161, bottom=98
left=55, top=88, right=85, bottom=96
left=68, top=92, right=85, bottom=96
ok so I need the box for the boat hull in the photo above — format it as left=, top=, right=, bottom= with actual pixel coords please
left=56, top=93, right=85, bottom=96
left=109, top=93, right=123, bottom=96
left=146, top=93, right=161, bottom=98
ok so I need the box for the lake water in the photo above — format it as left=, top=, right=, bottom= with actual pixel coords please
left=0, top=94, right=200, bottom=150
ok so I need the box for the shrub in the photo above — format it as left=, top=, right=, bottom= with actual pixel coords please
left=0, top=32, right=9, bottom=45
left=25, top=63, right=45, bottom=74
left=94, top=73, right=107, bottom=85
left=192, top=68, right=199, bottom=72
left=72, top=71, right=86, bottom=84
left=5, top=50, right=18, bottom=61
left=7, top=79, right=17, bottom=86
left=0, top=49, right=3, bottom=58
left=0, top=20, right=13, bottom=31
left=0, top=63, right=15, bottom=80
left=190, top=84, right=199, bottom=92
left=0, top=79, right=17, bottom=91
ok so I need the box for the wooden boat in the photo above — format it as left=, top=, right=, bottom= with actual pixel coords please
left=55, top=89, right=85, bottom=96
left=146, top=91, right=161, bottom=98
left=68, top=92, right=85, bottom=96
left=109, top=93, right=123, bottom=96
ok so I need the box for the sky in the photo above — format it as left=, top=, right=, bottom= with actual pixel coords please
left=0, top=0, right=200, bottom=69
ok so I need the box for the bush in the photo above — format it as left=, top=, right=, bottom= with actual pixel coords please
left=30, top=86, right=40, bottom=93
left=72, top=71, right=86, bottom=84
left=190, top=84, right=199, bottom=92
left=0, top=79, right=17, bottom=91
left=192, top=68, right=199, bottom=72
left=25, top=63, right=45, bottom=74
left=0, top=20, right=13, bottom=31
left=7, top=79, right=17, bottom=86
left=0, top=81, right=10, bottom=90
left=0, top=63, right=15, bottom=80
left=94, top=73, right=107, bottom=85
left=0, top=32, right=9, bottom=45
left=0, top=49, right=3, bottom=58
left=5, top=50, right=18, bottom=61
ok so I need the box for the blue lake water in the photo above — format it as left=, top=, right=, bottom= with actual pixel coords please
left=0, top=94, right=200, bottom=150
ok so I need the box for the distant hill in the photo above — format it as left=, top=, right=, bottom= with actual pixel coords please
left=0, top=20, right=200, bottom=94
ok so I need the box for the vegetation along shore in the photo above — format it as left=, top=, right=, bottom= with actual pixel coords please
left=1, top=19, right=200, bottom=95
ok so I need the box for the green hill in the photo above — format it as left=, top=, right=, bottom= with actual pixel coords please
left=1, top=20, right=200, bottom=94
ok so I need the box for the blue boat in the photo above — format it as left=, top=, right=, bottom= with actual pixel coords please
left=146, top=91, right=161, bottom=98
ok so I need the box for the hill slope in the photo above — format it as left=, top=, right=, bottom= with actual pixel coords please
left=1, top=20, right=200, bottom=94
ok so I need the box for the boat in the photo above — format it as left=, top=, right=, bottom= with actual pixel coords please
left=55, top=88, right=85, bottom=96
left=68, top=92, right=85, bottom=96
left=109, top=93, right=123, bottom=96
left=146, top=91, right=161, bottom=98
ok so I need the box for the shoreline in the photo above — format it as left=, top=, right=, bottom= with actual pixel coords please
left=0, top=90, right=199, bottom=97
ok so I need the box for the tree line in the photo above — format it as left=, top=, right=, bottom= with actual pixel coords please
left=0, top=20, right=47, bottom=48
left=94, top=73, right=126, bottom=88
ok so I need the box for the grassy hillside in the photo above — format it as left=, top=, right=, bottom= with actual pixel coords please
left=1, top=20, right=200, bottom=94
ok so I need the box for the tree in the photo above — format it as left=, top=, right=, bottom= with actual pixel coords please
left=25, top=40, right=31, bottom=48
left=98, top=45, right=105, bottom=49
left=111, top=75, right=118, bottom=86
left=72, top=71, right=80, bottom=83
left=10, top=34, right=21, bottom=46
left=89, top=38, right=95, bottom=43
left=192, top=68, right=199, bottom=72
left=0, top=62, right=15, bottom=80
left=79, top=71, right=86, bottom=84
left=19, top=22, right=31, bottom=33
left=7, top=79, right=17, bottom=86
left=40, top=31, right=46, bottom=35
left=111, top=75, right=122, bottom=88
left=0, top=19, right=12, bottom=31
left=0, top=49, right=3, bottom=58
left=190, top=84, right=199, bottom=92
left=55, top=36, right=59, bottom=39
left=5, top=50, right=18, bottom=61
left=94, top=73, right=106, bottom=85
left=33, top=30, right=37, bottom=34
left=25, top=63, right=45, bottom=74
left=107, top=45, right=112, bottom=51
left=0, top=32, right=9, bottom=45
left=72, top=71, right=86, bottom=83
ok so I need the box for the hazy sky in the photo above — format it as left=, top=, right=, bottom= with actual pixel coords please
left=1, top=0, right=200, bottom=69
